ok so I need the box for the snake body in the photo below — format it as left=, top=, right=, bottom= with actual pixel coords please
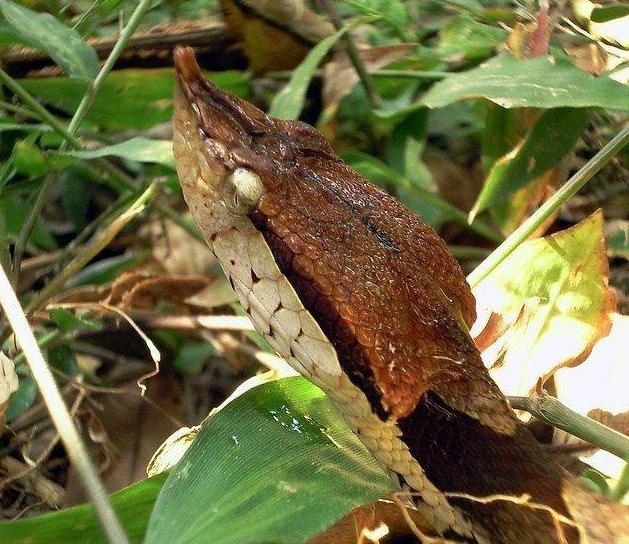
left=172, top=47, right=628, bottom=543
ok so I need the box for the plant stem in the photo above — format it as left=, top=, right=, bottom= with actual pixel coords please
left=374, top=69, right=449, bottom=80
left=509, top=394, right=629, bottom=461
left=318, top=0, right=381, bottom=109
left=66, top=0, right=153, bottom=135
left=468, top=123, right=629, bottom=287
left=11, top=175, right=54, bottom=285
left=0, top=263, right=128, bottom=544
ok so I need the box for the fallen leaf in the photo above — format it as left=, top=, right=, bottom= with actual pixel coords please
left=106, top=271, right=212, bottom=310
left=473, top=211, right=616, bottom=396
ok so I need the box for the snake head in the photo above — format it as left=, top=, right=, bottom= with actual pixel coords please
left=173, top=45, right=335, bottom=231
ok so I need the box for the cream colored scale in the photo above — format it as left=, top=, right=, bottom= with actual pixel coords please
left=172, top=94, right=490, bottom=544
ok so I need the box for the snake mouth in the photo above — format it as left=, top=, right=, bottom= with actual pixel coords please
left=173, top=46, right=270, bottom=212
left=174, top=46, right=273, bottom=149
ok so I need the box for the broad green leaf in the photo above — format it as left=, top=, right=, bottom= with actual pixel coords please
left=20, top=69, right=250, bottom=131
left=145, top=377, right=395, bottom=544
left=591, top=4, right=629, bottom=22
left=0, top=0, right=98, bottom=80
left=422, top=54, right=629, bottom=110
left=470, top=108, right=591, bottom=219
left=437, top=14, right=506, bottom=61
left=0, top=473, right=167, bottom=543
left=63, top=137, right=174, bottom=168
left=473, top=211, right=615, bottom=396
left=269, top=25, right=351, bottom=120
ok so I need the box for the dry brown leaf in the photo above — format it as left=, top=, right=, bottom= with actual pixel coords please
left=105, top=271, right=212, bottom=310
left=308, top=498, right=442, bottom=544
left=64, top=372, right=183, bottom=503
left=0, top=353, right=19, bottom=432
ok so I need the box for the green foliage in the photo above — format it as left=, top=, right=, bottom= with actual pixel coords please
left=0, top=474, right=168, bottom=543
left=0, top=1, right=626, bottom=541
left=269, top=25, right=351, bottom=120
left=422, top=54, right=629, bottom=110
left=146, top=377, right=395, bottom=544
left=0, top=0, right=98, bottom=80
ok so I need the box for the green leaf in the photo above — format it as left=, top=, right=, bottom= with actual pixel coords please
left=146, top=377, right=395, bottom=544
left=590, top=4, right=629, bottom=23
left=11, top=140, right=47, bottom=177
left=0, top=0, right=98, bottom=80
left=0, top=194, right=58, bottom=250
left=471, top=108, right=591, bottom=218
left=6, top=376, right=36, bottom=421
left=48, top=308, right=102, bottom=334
left=19, top=69, right=250, bottom=131
left=437, top=14, right=507, bottom=61
left=473, top=211, right=615, bottom=396
left=342, top=0, right=408, bottom=32
left=0, top=473, right=167, bottom=543
left=173, top=341, right=216, bottom=375
left=47, top=344, right=79, bottom=376
left=62, top=137, right=174, bottom=168
left=422, top=54, right=629, bottom=110
left=605, top=220, right=629, bottom=260
left=269, top=25, right=351, bottom=120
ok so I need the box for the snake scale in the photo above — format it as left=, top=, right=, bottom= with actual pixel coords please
left=171, top=46, right=628, bottom=543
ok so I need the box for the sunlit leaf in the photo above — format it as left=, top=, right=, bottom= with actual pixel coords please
left=0, top=474, right=167, bottom=543
left=63, top=137, right=174, bottom=168
left=0, top=0, right=98, bottom=80
left=473, top=211, right=616, bottom=396
left=470, top=108, right=590, bottom=220
left=145, top=377, right=395, bottom=544
left=591, top=4, right=629, bottom=23
left=342, top=0, right=408, bottom=32
left=422, top=54, right=629, bottom=110
left=269, top=25, right=351, bottom=120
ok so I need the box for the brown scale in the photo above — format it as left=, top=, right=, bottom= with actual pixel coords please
left=173, top=46, right=629, bottom=543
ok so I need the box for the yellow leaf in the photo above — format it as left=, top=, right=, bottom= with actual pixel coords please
left=473, top=210, right=616, bottom=396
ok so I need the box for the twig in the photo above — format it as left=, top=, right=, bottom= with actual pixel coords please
left=509, top=394, right=629, bottom=461
left=0, top=262, right=127, bottom=543
left=468, top=124, right=629, bottom=287
left=11, top=175, right=54, bottom=286
left=318, top=0, right=381, bottom=109
left=25, top=182, right=156, bottom=313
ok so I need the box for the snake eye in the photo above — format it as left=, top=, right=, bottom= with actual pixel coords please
left=224, top=167, right=265, bottom=215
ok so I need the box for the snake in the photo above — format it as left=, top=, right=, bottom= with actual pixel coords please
left=171, top=46, right=629, bottom=543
